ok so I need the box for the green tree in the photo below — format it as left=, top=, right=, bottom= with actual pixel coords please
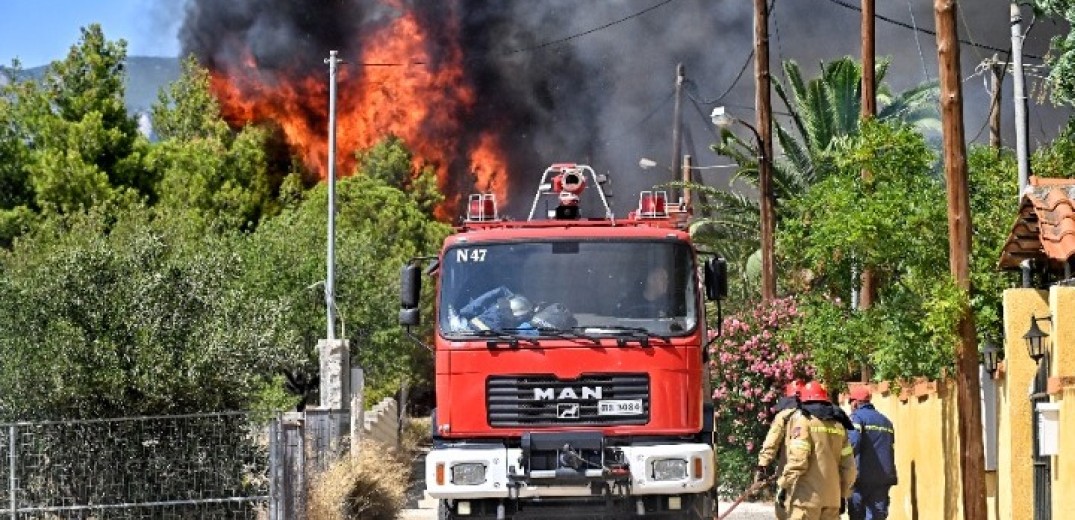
left=354, top=135, right=443, bottom=218
left=32, top=25, right=151, bottom=208
left=147, top=57, right=280, bottom=231
left=779, top=120, right=953, bottom=382
left=0, top=25, right=152, bottom=234
left=0, top=206, right=301, bottom=420
left=0, top=65, right=36, bottom=245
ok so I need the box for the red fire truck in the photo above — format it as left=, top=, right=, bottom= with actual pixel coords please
left=400, top=164, right=727, bottom=519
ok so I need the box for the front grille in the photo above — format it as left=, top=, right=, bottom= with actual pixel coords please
left=487, top=374, right=650, bottom=427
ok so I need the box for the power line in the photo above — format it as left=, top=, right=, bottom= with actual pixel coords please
left=331, top=0, right=677, bottom=67
left=683, top=51, right=753, bottom=106
left=501, top=0, right=677, bottom=57
left=822, top=0, right=1044, bottom=61
left=905, top=0, right=930, bottom=82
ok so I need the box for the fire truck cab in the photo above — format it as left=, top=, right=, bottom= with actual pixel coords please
left=400, top=164, right=728, bottom=519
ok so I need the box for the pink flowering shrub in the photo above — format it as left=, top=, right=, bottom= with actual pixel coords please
left=709, top=297, right=813, bottom=495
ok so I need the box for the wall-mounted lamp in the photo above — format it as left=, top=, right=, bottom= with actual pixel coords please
left=980, top=341, right=1003, bottom=375
left=1023, top=315, right=1052, bottom=363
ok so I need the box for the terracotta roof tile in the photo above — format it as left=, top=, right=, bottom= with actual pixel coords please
left=999, top=177, right=1075, bottom=270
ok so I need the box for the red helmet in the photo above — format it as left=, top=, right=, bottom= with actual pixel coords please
left=784, top=380, right=804, bottom=397
left=848, top=385, right=871, bottom=402
left=799, top=381, right=830, bottom=403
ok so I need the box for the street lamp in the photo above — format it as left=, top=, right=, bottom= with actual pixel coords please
left=710, top=105, right=775, bottom=301
left=980, top=341, right=1003, bottom=376
left=1023, top=315, right=1052, bottom=363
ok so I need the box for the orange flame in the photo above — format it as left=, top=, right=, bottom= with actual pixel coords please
left=207, top=2, right=509, bottom=214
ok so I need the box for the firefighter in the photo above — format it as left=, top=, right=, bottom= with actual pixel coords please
left=847, top=386, right=897, bottom=520
left=776, top=381, right=857, bottom=520
left=755, top=380, right=803, bottom=520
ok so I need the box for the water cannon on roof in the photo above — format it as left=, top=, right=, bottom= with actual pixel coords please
left=527, top=164, right=613, bottom=221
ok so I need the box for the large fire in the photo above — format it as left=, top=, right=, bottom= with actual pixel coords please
left=206, top=3, right=509, bottom=217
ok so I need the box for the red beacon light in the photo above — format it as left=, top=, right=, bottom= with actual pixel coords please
left=466, top=193, right=498, bottom=222
left=637, top=190, right=668, bottom=218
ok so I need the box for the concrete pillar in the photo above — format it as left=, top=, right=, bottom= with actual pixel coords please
left=998, top=288, right=1049, bottom=520
left=318, top=339, right=350, bottom=409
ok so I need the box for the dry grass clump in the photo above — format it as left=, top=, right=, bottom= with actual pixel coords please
left=307, top=442, right=410, bottom=520
left=402, top=416, right=432, bottom=455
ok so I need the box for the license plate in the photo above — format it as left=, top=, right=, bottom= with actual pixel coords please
left=598, top=399, right=643, bottom=416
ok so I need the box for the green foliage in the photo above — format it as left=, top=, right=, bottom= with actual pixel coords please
left=147, top=57, right=281, bottom=231
left=355, top=135, right=444, bottom=218
left=1033, top=0, right=1075, bottom=105
left=780, top=121, right=958, bottom=381
left=1031, top=118, right=1075, bottom=178
left=968, top=147, right=1021, bottom=344
left=0, top=24, right=150, bottom=244
left=0, top=70, right=36, bottom=245
left=0, top=206, right=302, bottom=420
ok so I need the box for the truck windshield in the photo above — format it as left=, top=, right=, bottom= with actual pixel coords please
left=438, top=240, right=698, bottom=338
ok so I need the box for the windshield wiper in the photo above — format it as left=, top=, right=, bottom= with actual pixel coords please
left=459, top=329, right=539, bottom=348
left=530, top=327, right=602, bottom=345
left=572, top=326, right=668, bottom=347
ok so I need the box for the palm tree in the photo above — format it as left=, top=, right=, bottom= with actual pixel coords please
left=689, top=57, right=938, bottom=300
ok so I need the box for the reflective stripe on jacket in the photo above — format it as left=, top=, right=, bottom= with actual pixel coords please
left=849, top=403, right=897, bottom=486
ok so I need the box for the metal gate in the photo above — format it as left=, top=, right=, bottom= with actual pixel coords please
left=1031, top=359, right=1052, bottom=520
left=268, top=409, right=351, bottom=520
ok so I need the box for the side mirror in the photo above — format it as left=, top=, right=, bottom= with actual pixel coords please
left=400, top=264, right=422, bottom=327
left=704, top=257, right=728, bottom=300
left=399, top=308, right=421, bottom=327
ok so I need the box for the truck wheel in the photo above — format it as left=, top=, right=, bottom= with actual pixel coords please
left=438, top=500, right=453, bottom=520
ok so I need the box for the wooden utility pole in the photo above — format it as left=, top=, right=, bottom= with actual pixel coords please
left=990, top=54, right=1004, bottom=150
left=861, top=0, right=877, bottom=120
left=858, top=0, right=877, bottom=382
left=933, top=2, right=987, bottom=519
left=754, top=0, right=776, bottom=302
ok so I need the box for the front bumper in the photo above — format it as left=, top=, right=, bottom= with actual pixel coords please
left=425, top=442, right=714, bottom=500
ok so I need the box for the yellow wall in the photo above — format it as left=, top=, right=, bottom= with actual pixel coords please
left=861, top=381, right=962, bottom=520
left=998, top=288, right=1049, bottom=520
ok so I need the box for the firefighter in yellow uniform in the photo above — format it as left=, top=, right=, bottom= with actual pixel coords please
left=755, top=380, right=803, bottom=520
left=776, top=381, right=857, bottom=520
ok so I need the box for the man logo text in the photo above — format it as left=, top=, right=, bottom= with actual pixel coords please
left=533, top=387, right=604, bottom=401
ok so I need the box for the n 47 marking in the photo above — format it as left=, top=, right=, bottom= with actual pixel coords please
left=456, top=249, right=487, bottom=262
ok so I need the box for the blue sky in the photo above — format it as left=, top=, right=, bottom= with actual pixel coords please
left=0, top=0, right=182, bottom=68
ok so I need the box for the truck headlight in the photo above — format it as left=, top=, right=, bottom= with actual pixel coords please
left=451, top=463, right=487, bottom=485
left=651, top=458, right=688, bottom=481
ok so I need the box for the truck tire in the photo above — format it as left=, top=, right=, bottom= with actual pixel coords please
left=438, top=500, right=453, bottom=520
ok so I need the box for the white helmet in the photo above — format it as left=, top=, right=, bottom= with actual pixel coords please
left=507, top=295, right=534, bottom=318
